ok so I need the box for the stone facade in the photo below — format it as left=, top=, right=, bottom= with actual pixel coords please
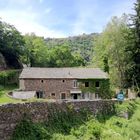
left=20, top=78, right=109, bottom=100
left=19, top=68, right=109, bottom=100
left=0, top=100, right=116, bottom=140
left=22, top=78, right=78, bottom=99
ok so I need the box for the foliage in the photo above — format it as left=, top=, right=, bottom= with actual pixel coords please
left=47, top=45, right=85, bottom=67
left=23, top=34, right=85, bottom=67
left=93, top=14, right=130, bottom=89
left=12, top=117, right=50, bottom=140
left=0, top=85, right=4, bottom=97
left=12, top=106, right=92, bottom=140
left=23, top=33, right=48, bottom=67
left=45, top=105, right=91, bottom=135
left=12, top=100, right=140, bottom=140
left=0, top=70, right=20, bottom=86
left=115, top=100, right=138, bottom=119
left=124, top=0, right=140, bottom=89
left=0, top=19, right=24, bottom=69
left=45, top=33, right=98, bottom=64
left=71, top=119, right=102, bottom=139
left=79, top=79, right=111, bottom=99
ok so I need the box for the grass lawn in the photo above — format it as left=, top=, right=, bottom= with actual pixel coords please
left=0, top=84, right=50, bottom=104
left=0, top=84, right=23, bottom=104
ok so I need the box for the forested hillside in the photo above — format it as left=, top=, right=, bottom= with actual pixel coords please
left=45, top=33, right=98, bottom=63
left=0, top=18, right=96, bottom=69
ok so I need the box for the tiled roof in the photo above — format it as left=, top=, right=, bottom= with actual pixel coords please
left=19, top=67, right=108, bottom=79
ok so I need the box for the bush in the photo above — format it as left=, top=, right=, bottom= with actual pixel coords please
left=0, top=70, right=20, bottom=86
left=45, top=105, right=91, bottom=135
left=12, top=118, right=50, bottom=140
left=71, top=119, right=102, bottom=139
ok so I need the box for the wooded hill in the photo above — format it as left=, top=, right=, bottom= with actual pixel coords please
left=45, top=33, right=98, bottom=63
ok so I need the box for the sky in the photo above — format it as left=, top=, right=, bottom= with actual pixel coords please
left=0, top=0, right=135, bottom=38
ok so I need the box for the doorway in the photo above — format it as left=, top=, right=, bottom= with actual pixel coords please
left=73, top=94, right=78, bottom=99
left=36, top=91, right=44, bottom=98
left=71, top=93, right=81, bottom=99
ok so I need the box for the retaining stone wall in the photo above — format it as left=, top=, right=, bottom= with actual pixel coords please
left=0, top=100, right=116, bottom=140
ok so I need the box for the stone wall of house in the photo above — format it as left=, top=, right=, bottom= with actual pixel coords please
left=20, top=79, right=110, bottom=99
left=22, top=79, right=78, bottom=99
left=0, top=100, right=115, bottom=140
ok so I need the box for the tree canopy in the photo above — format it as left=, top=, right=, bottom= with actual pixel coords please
left=93, top=14, right=130, bottom=88
left=0, top=19, right=24, bottom=69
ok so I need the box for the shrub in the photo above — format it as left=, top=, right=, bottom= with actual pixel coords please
left=0, top=70, right=20, bottom=86
left=45, top=105, right=91, bottom=135
left=71, top=119, right=102, bottom=139
left=12, top=118, right=50, bottom=140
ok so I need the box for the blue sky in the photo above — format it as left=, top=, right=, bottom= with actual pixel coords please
left=0, top=0, right=135, bottom=38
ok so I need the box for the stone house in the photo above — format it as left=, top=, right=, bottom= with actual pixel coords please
left=19, top=67, right=109, bottom=100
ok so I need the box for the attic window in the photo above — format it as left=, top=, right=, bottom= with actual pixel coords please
left=41, top=80, right=44, bottom=83
left=85, top=82, right=89, bottom=87
left=95, top=81, right=100, bottom=87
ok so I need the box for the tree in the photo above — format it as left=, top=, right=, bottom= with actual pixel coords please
left=23, top=33, right=48, bottom=67
left=125, top=0, right=140, bottom=88
left=93, top=14, right=130, bottom=88
left=0, top=19, right=24, bottom=69
left=47, top=45, right=85, bottom=67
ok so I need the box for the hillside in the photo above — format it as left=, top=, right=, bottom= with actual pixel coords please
left=45, top=33, right=99, bottom=63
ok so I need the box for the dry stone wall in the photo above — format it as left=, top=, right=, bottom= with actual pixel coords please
left=0, top=100, right=116, bottom=140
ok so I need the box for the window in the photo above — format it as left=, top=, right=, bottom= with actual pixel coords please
left=74, top=80, right=78, bottom=87
left=85, top=82, right=89, bottom=87
left=61, top=93, right=66, bottom=99
left=51, top=93, right=55, bottom=96
left=62, top=80, right=65, bottom=82
left=41, top=80, right=44, bottom=83
left=95, top=81, right=100, bottom=87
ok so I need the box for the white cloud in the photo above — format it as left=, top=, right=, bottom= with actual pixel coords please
left=0, top=9, right=65, bottom=38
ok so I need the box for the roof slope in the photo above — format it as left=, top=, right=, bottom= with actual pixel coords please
left=19, top=67, right=108, bottom=79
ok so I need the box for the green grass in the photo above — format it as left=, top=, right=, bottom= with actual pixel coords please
left=0, top=84, right=50, bottom=104
left=0, top=84, right=23, bottom=104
